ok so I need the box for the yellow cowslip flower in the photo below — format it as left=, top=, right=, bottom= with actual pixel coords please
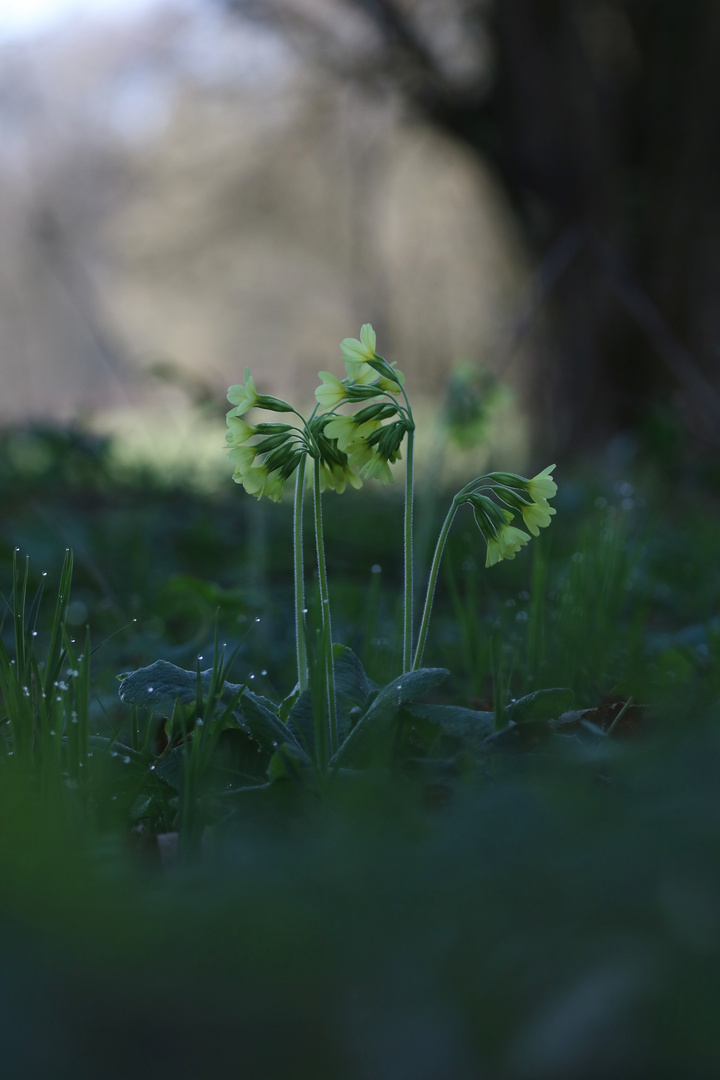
left=315, top=372, right=347, bottom=409
left=324, top=414, right=381, bottom=453
left=319, top=462, right=363, bottom=494
left=362, top=453, right=394, bottom=485
left=239, top=465, right=285, bottom=503
left=520, top=499, right=556, bottom=537
left=485, top=523, right=531, bottom=568
left=225, top=417, right=254, bottom=447
left=340, top=323, right=376, bottom=366
left=228, top=446, right=256, bottom=477
left=227, top=369, right=259, bottom=416
left=528, top=465, right=557, bottom=503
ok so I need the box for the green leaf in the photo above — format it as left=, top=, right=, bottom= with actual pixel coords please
left=286, top=647, right=376, bottom=756
left=235, top=691, right=305, bottom=756
left=267, top=742, right=313, bottom=784
left=331, top=668, right=449, bottom=768
left=406, top=703, right=494, bottom=753
left=117, top=659, right=230, bottom=713
left=505, top=688, right=574, bottom=725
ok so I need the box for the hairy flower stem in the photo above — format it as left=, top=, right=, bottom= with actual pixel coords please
left=293, top=457, right=308, bottom=692
left=412, top=494, right=461, bottom=671
left=403, top=426, right=415, bottom=672
left=313, top=455, right=338, bottom=755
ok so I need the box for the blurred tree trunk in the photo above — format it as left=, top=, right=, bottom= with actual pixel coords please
left=225, top=0, right=720, bottom=452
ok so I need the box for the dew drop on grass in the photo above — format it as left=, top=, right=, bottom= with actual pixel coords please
left=249, top=674, right=255, bottom=680
left=110, top=751, right=118, bottom=758
left=147, top=687, right=154, bottom=694
left=50, top=730, right=55, bottom=736
left=261, top=669, right=267, bottom=676
left=255, top=617, right=261, bottom=623
left=149, top=765, right=156, bottom=771
left=198, top=656, right=203, bottom=662
left=196, top=719, right=204, bottom=727
left=301, top=608, right=308, bottom=614
left=42, top=571, right=47, bottom=578
left=31, top=631, right=38, bottom=637
left=122, top=756, right=130, bottom=764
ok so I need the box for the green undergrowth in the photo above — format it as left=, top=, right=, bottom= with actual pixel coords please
left=1, top=423, right=720, bottom=1077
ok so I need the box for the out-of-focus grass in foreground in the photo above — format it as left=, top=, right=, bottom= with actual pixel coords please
left=1, top=420, right=720, bottom=1079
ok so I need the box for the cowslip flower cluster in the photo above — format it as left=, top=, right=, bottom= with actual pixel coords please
left=463, top=466, right=557, bottom=567
left=225, top=369, right=364, bottom=500
left=314, top=324, right=411, bottom=486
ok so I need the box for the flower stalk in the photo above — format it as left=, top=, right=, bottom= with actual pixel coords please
left=313, top=455, right=338, bottom=756
left=293, top=455, right=308, bottom=693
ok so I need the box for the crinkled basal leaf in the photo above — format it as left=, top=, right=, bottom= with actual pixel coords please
left=117, top=658, right=303, bottom=755
left=331, top=667, right=449, bottom=768
left=407, top=704, right=494, bottom=753
left=332, top=645, right=377, bottom=711
left=236, top=690, right=305, bottom=755
left=117, top=660, right=235, bottom=712
left=505, top=688, right=574, bottom=725
left=287, top=647, right=377, bottom=754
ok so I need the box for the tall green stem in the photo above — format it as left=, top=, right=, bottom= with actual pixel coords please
left=313, top=456, right=338, bottom=754
left=293, top=457, right=308, bottom=692
left=412, top=494, right=461, bottom=670
left=403, top=426, right=415, bottom=672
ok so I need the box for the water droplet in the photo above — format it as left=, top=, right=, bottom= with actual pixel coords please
left=196, top=718, right=204, bottom=727
left=31, top=630, right=38, bottom=637
left=255, top=617, right=261, bottom=623
left=272, top=740, right=278, bottom=747
left=50, top=730, right=55, bottom=736
left=87, top=752, right=93, bottom=758
left=132, top=617, right=137, bottom=622
left=70, top=638, right=75, bottom=644
left=371, top=564, right=382, bottom=574
left=22, top=687, right=29, bottom=697
left=261, top=669, right=267, bottom=676
left=147, top=687, right=154, bottom=694
left=122, top=756, right=130, bottom=764
left=249, top=674, right=255, bottom=680
left=42, top=571, right=48, bottom=577
left=149, top=764, right=156, bottom=771
left=111, top=795, right=117, bottom=801
left=110, top=751, right=118, bottom=758
left=198, top=655, right=203, bottom=661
